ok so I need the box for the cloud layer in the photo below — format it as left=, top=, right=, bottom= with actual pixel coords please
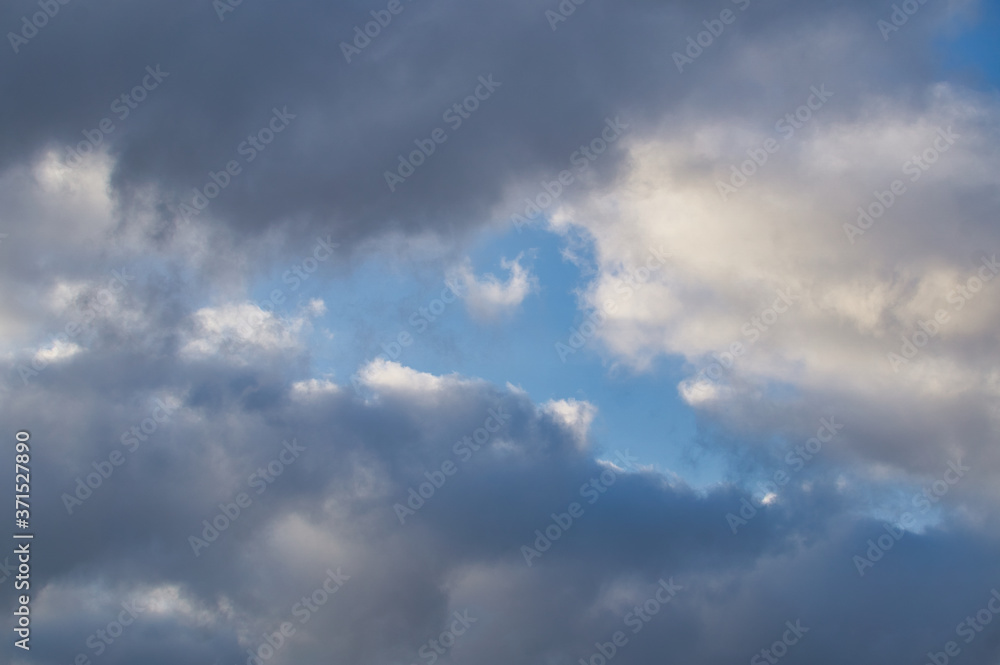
left=2, top=0, right=999, bottom=663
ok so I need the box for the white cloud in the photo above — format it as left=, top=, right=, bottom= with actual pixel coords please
left=180, top=301, right=324, bottom=364
left=542, top=398, right=597, bottom=449
left=451, top=253, right=538, bottom=321
left=678, top=377, right=730, bottom=406
left=34, top=339, right=82, bottom=364
left=546, top=83, right=1000, bottom=482
left=291, top=377, right=341, bottom=399
left=357, top=358, right=479, bottom=399
left=551, top=85, right=1000, bottom=400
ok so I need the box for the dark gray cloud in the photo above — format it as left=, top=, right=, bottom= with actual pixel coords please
left=3, top=326, right=1000, bottom=664
left=0, top=0, right=956, bottom=256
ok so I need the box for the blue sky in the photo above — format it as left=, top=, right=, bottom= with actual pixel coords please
left=258, top=223, right=712, bottom=485
left=938, top=1, right=1000, bottom=87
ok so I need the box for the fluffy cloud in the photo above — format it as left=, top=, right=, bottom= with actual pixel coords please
left=180, top=300, right=325, bottom=365
left=550, top=82, right=1000, bottom=490
left=451, top=254, right=538, bottom=321
left=4, top=333, right=999, bottom=665
left=0, top=0, right=955, bottom=257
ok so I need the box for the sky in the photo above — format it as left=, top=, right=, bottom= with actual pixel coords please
left=1, top=0, right=1000, bottom=664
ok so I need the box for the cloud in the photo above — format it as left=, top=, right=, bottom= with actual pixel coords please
left=180, top=302, right=312, bottom=363
left=358, top=357, right=462, bottom=396
left=1, top=0, right=999, bottom=663
left=4, top=341, right=1000, bottom=665
left=549, top=80, right=1000, bottom=487
left=33, top=339, right=83, bottom=364
left=542, top=398, right=597, bottom=450
left=452, top=253, right=538, bottom=321
left=0, top=0, right=951, bottom=260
